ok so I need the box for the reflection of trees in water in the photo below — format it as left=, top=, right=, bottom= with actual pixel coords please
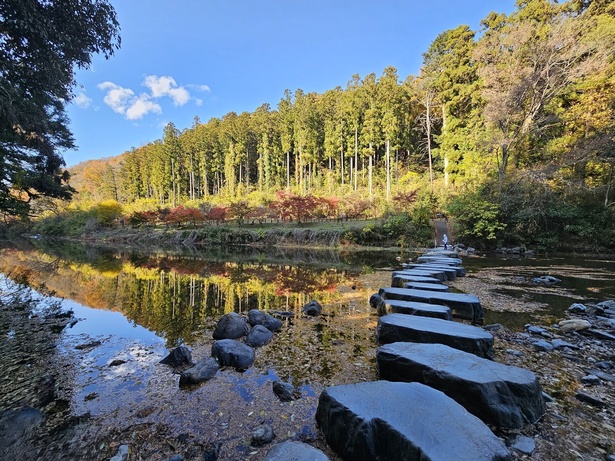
left=0, top=248, right=358, bottom=348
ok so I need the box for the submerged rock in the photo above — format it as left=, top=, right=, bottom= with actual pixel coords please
left=160, top=346, right=193, bottom=367
left=251, top=424, right=275, bottom=447
left=272, top=380, right=301, bottom=401
left=316, top=381, right=511, bottom=461
left=179, top=358, right=220, bottom=387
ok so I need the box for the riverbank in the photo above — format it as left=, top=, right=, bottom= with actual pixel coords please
left=1, top=254, right=614, bottom=460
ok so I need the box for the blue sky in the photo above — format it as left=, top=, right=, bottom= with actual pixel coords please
left=65, top=0, right=516, bottom=167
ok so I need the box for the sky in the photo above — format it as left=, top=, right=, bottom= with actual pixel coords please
left=64, top=0, right=516, bottom=168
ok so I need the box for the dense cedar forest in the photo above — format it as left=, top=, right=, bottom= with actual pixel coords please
left=57, top=1, right=615, bottom=249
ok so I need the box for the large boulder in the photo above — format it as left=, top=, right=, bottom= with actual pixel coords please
left=316, top=381, right=511, bottom=461
left=212, top=312, right=249, bottom=340
left=376, top=299, right=452, bottom=321
left=160, top=346, right=193, bottom=367
left=263, top=441, right=330, bottom=461
left=247, top=309, right=283, bottom=332
left=379, top=287, right=483, bottom=324
left=302, top=300, right=323, bottom=316
left=246, top=325, right=273, bottom=347
left=179, top=357, right=220, bottom=387
left=211, top=339, right=255, bottom=371
left=376, top=314, right=495, bottom=359
left=377, top=342, right=546, bottom=429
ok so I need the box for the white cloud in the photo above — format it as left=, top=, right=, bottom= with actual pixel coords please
left=126, top=95, right=162, bottom=120
left=73, top=92, right=92, bottom=109
left=195, top=98, right=203, bottom=106
left=143, top=75, right=190, bottom=106
left=98, top=81, right=135, bottom=114
left=188, top=84, right=211, bottom=92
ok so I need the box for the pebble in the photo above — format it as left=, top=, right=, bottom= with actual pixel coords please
left=508, top=435, right=536, bottom=455
left=109, top=445, right=129, bottom=461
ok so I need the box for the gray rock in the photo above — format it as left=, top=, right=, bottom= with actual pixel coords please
left=533, top=340, right=554, bottom=352
left=166, top=455, right=184, bottom=461
left=302, top=300, right=323, bottom=316
left=246, top=325, right=273, bottom=347
left=109, top=444, right=129, bottom=461
left=391, top=275, right=441, bottom=288
left=377, top=314, right=495, bottom=358
left=0, top=407, right=44, bottom=449
left=316, top=381, right=511, bottom=461
left=552, top=339, right=579, bottom=349
left=272, top=380, right=300, bottom=401
left=391, top=269, right=447, bottom=282
left=558, top=319, right=591, bottom=332
left=377, top=343, right=546, bottom=429
left=179, top=357, right=220, bottom=387
left=506, top=349, right=524, bottom=357
left=575, top=391, right=606, bottom=407
left=369, top=293, right=382, bottom=309
left=581, top=374, right=601, bottom=385
left=508, top=435, right=536, bottom=455
left=211, top=339, right=255, bottom=371
left=403, top=281, right=450, bottom=292
left=376, top=299, right=452, bottom=320
left=379, top=287, right=484, bottom=324
left=212, top=312, right=249, bottom=340
left=251, top=424, right=275, bottom=446
left=525, top=325, right=551, bottom=338
left=531, top=275, right=561, bottom=284
left=263, top=441, right=330, bottom=461
left=247, top=309, right=282, bottom=332
left=568, top=303, right=587, bottom=313
left=584, top=329, right=615, bottom=341
left=597, top=300, right=615, bottom=310
left=595, top=361, right=614, bottom=370
left=160, top=346, right=193, bottom=367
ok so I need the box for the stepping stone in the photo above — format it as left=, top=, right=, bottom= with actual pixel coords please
left=379, top=287, right=484, bottom=324
left=411, top=263, right=466, bottom=277
left=376, top=299, right=453, bottom=320
left=403, top=281, right=449, bottom=292
left=424, top=250, right=460, bottom=258
left=316, top=381, right=511, bottom=461
left=376, top=314, right=494, bottom=358
left=392, top=269, right=447, bottom=283
left=392, top=274, right=441, bottom=288
left=410, top=265, right=457, bottom=280
left=377, top=342, right=546, bottom=429
left=416, top=256, right=463, bottom=265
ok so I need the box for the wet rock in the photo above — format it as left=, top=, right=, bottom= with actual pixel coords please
left=251, top=423, right=275, bottom=446
left=531, top=275, right=561, bottom=284
left=581, top=374, right=601, bottom=385
left=377, top=314, right=495, bottom=359
left=576, top=391, right=606, bottom=407
left=212, top=312, right=249, bottom=340
left=376, top=299, right=452, bottom=320
left=377, top=343, right=546, bottom=429
left=525, top=325, right=552, bottom=338
left=316, top=381, right=511, bottom=461
left=551, top=339, right=578, bottom=349
left=211, top=339, right=254, bottom=371
left=35, top=373, right=56, bottom=406
left=179, top=357, right=220, bottom=387
left=263, top=441, right=330, bottom=461
left=75, top=339, right=102, bottom=350
left=302, top=300, right=322, bottom=316
left=0, top=407, right=44, bottom=449
left=533, top=340, right=554, bottom=352
left=558, top=319, right=591, bottom=332
left=247, top=309, right=282, bottom=332
left=160, top=346, right=193, bottom=367
left=369, top=293, right=382, bottom=309
left=108, top=359, right=126, bottom=367
left=508, top=435, right=536, bottom=455
left=272, top=380, right=300, bottom=401
left=109, top=444, right=129, bottom=461
left=245, top=325, right=273, bottom=347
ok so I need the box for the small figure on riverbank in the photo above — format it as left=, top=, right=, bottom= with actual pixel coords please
left=443, top=234, right=448, bottom=250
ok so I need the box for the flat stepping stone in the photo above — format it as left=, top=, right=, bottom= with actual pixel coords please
left=416, top=256, right=463, bottom=265
left=316, top=381, right=511, bottom=461
left=377, top=299, right=453, bottom=320
left=408, top=265, right=457, bottom=280
left=424, top=250, right=460, bottom=258
left=392, top=269, right=447, bottom=282
left=392, top=274, right=441, bottom=288
left=410, top=263, right=466, bottom=277
left=377, top=342, right=546, bottom=429
left=403, top=281, right=449, bottom=292
left=379, top=287, right=484, bottom=324
left=376, top=313, right=494, bottom=358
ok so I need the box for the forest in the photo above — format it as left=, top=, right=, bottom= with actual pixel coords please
left=36, top=0, right=615, bottom=250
